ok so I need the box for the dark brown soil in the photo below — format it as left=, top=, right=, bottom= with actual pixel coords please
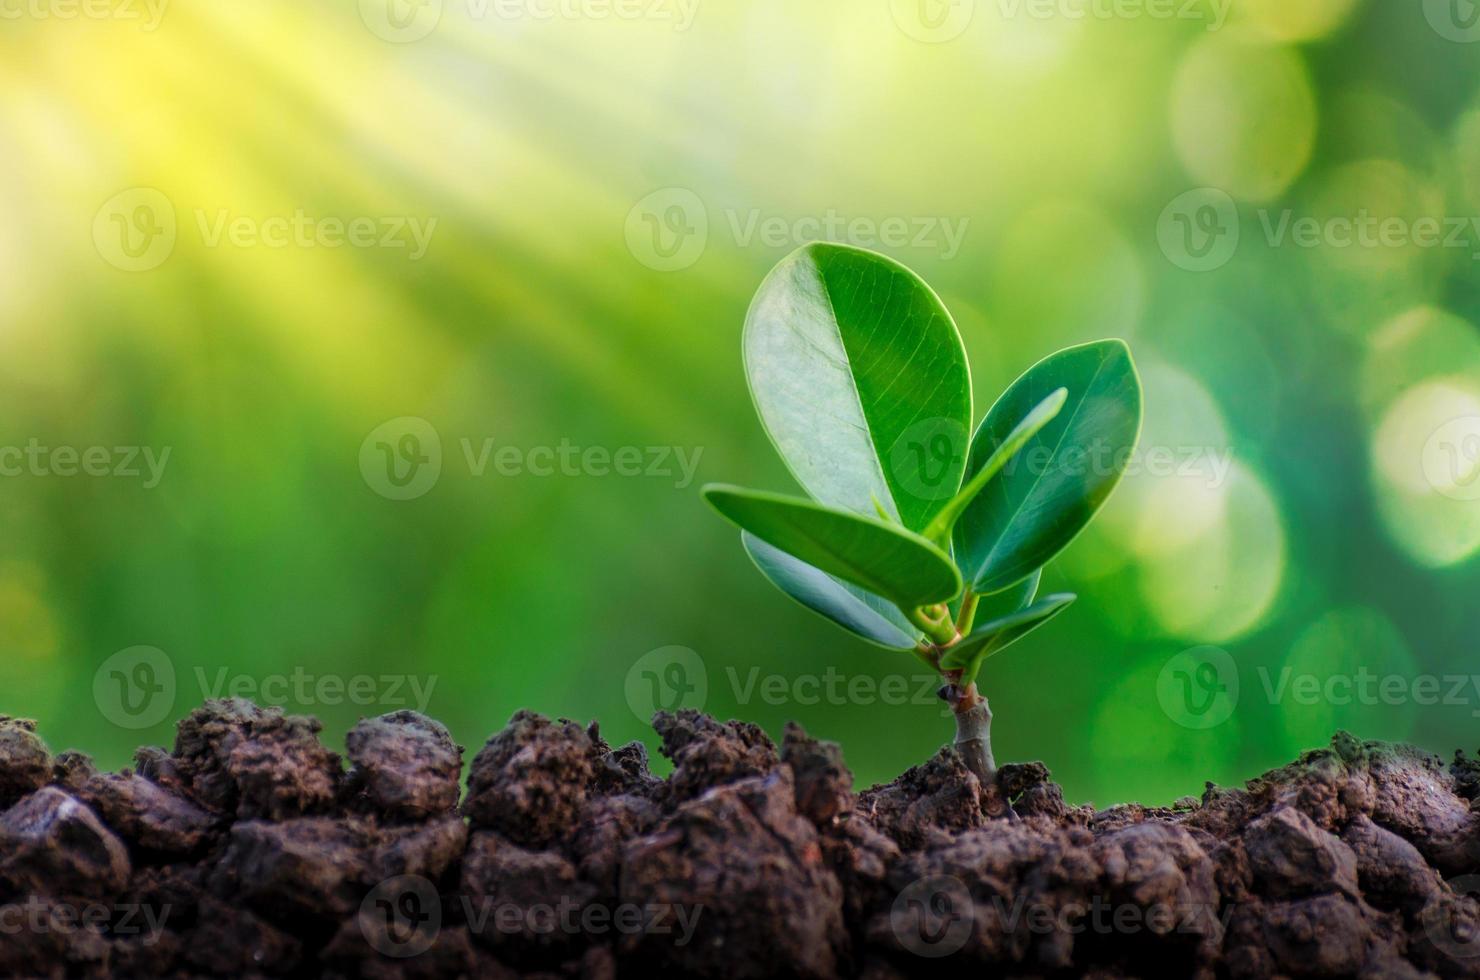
left=2, top=704, right=1479, bottom=978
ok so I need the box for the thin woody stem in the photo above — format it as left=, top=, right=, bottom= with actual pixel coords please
left=948, top=684, right=996, bottom=785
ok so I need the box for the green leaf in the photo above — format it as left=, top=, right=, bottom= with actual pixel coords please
left=744, top=243, right=972, bottom=534
left=953, top=340, right=1142, bottom=594
left=939, top=593, right=1077, bottom=685
left=742, top=533, right=921, bottom=650
left=703, top=484, right=962, bottom=608
left=971, top=568, right=1041, bottom=623
left=922, top=388, right=1067, bottom=546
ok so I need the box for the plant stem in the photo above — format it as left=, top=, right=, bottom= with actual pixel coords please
left=947, top=682, right=996, bottom=785
left=955, top=591, right=979, bottom=635
left=906, top=604, right=957, bottom=646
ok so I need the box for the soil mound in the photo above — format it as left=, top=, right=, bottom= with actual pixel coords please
left=1, top=705, right=1478, bottom=978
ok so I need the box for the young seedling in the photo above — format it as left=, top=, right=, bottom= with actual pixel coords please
left=703, top=243, right=1142, bottom=791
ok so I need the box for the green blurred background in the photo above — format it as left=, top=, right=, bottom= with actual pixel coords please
left=2, top=0, right=1480, bottom=805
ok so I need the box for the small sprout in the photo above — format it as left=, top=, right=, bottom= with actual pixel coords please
left=702, top=243, right=1143, bottom=793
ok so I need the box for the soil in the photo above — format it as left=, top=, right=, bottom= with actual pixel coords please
left=2, top=704, right=1479, bottom=979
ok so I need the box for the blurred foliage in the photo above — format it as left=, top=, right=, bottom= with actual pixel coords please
left=2, top=0, right=1479, bottom=804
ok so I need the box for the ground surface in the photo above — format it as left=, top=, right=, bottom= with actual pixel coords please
left=1, top=701, right=1479, bottom=978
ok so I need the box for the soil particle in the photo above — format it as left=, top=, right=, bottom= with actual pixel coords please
left=0, top=786, right=130, bottom=899
left=782, top=721, right=855, bottom=826
left=345, top=711, right=463, bottom=822
left=50, top=749, right=98, bottom=790
left=171, top=698, right=342, bottom=820
left=857, top=746, right=988, bottom=849
left=462, top=710, right=596, bottom=847
left=1341, top=813, right=1442, bottom=917
left=1451, top=750, right=1480, bottom=803
left=461, top=830, right=599, bottom=960
left=619, top=766, right=848, bottom=979
left=652, top=708, right=780, bottom=804
left=0, top=716, right=51, bottom=809
left=1243, top=806, right=1360, bottom=900
left=2, top=711, right=1479, bottom=978
left=73, top=772, right=217, bottom=858
left=570, top=793, right=660, bottom=900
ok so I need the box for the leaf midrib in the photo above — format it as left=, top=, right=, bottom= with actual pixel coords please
left=971, top=348, right=1114, bottom=583
left=812, top=255, right=899, bottom=523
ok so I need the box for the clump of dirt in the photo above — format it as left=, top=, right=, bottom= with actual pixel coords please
left=2, top=699, right=1479, bottom=978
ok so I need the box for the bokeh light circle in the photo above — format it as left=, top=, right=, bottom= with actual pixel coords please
left=1300, top=159, right=1448, bottom=339
left=1456, top=108, right=1480, bottom=212
left=1275, top=607, right=1416, bottom=750
left=1171, top=36, right=1316, bottom=202
left=1138, top=462, right=1287, bottom=643
left=1360, top=308, right=1480, bottom=418
left=1238, top=0, right=1361, bottom=42
left=1098, top=361, right=1232, bottom=558
left=1371, top=379, right=1480, bottom=566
